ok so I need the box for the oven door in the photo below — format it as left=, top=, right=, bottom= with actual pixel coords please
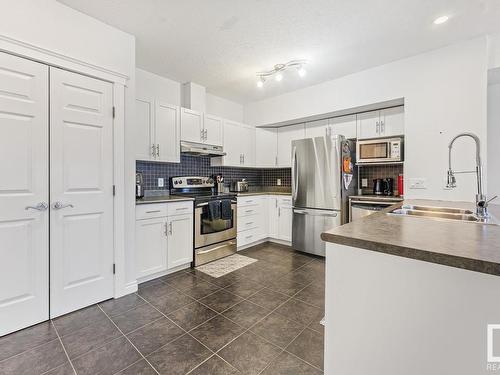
left=195, top=201, right=237, bottom=248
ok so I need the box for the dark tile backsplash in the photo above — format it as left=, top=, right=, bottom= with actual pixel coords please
left=136, top=155, right=291, bottom=191
left=358, top=164, right=404, bottom=195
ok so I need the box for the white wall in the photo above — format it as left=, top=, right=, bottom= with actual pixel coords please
left=136, top=68, right=181, bottom=105
left=488, top=83, right=500, bottom=197
left=244, top=38, right=488, bottom=202
left=0, top=0, right=138, bottom=294
left=488, top=33, right=500, bottom=70
left=206, top=93, right=244, bottom=123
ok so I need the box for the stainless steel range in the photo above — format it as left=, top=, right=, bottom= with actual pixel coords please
left=170, top=176, right=237, bottom=266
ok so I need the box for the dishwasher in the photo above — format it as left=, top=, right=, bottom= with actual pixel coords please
left=349, top=198, right=401, bottom=222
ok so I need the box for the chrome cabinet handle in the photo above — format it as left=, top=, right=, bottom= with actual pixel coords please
left=201, top=129, right=204, bottom=141
left=152, top=144, right=156, bottom=157
left=52, top=202, right=74, bottom=210
left=380, top=120, right=385, bottom=134
left=156, top=144, right=160, bottom=157
left=164, top=222, right=168, bottom=236
left=204, top=129, right=207, bottom=141
left=25, top=202, right=48, bottom=211
left=376, top=121, right=380, bottom=134
left=169, top=222, right=173, bottom=235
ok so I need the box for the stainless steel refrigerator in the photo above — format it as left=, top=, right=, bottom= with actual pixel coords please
left=291, top=135, right=357, bottom=256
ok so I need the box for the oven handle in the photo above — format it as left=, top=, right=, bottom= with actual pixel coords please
left=196, top=200, right=237, bottom=207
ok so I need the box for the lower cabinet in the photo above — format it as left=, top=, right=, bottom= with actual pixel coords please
left=135, top=201, right=193, bottom=280
left=237, top=195, right=292, bottom=249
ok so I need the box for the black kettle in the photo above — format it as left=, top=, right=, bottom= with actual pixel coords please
left=373, top=178, right=394, bottom=196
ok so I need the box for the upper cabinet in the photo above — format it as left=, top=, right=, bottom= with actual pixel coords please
left=255, top=128, right=278, bottom=167
left=203, top=114, right=223, bottom=146
left=181, top=108, right=204, bottom=143
left=357, top=106, right=404, bottom=139
left=135, top=97, right=180, bottom=163
left=330, top=114, right=357, bottom=139
left=211, top=120, right=255, bottom=167
left=277, top=123, right=305, bottom=167
left=305, top=119, right=329, bottom=138
left=180, top=108, right=223, bottom=146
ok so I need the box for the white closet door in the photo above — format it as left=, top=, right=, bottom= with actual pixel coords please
left=0, top=52, right=49, bottom=335
left=49, top=68, right=114, bottom=318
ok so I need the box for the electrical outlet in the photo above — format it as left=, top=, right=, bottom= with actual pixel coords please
left=409, top=178, right=427, bottom=189
left=361, top=178, right=368, bottom=188
left=277, top=178, right=282, bottom=186
left=158, top=178, right=164, bottom=187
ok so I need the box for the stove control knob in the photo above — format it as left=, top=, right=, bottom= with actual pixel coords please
left=207, top=178, right=214, bottom=185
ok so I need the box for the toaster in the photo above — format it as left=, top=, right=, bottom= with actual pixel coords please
left=230, top=179, right=249, bottom=192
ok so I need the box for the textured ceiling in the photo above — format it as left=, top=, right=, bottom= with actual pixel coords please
left=58, top=0, right=500, bottom=104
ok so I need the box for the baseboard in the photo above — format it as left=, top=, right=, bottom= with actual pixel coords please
left=136, top=263, right=192, bottom=285
left=114, top=280, right=138, bottom=298
left=237, top=237, right=292, bottom=251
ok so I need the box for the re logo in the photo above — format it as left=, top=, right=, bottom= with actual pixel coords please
left=488, top=324, right=500, bottom=364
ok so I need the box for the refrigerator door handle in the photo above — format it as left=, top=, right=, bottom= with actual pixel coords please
left=292, top=146, right=298, bottom=203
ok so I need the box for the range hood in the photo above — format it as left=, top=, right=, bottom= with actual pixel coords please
left=180, top=141, right=226, bottom=157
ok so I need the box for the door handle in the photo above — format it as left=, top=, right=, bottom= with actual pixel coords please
left=52, top=202, right=74, bottom=210
left=25, top=202, right=48, bottom=211
left=292, top=146, right=298, bottom=202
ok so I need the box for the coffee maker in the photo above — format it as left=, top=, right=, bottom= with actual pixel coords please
left=136, top=172, right=144, bottom=199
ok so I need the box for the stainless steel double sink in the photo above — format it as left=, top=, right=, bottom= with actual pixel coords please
left=389, top=204, right=499, bottom=225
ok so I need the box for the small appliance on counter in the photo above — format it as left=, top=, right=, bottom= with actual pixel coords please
left=213, top=174, right=226, bottom=194
left=357, top=136, right=403, bottom=164
left=373, top=178, right=394, bottom=196
left=136, top=172, right=144, bottom=199
left=230, top=179, right=249, bottom=193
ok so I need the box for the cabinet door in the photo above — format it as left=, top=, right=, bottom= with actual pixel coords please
left=357, top=110, right=381, bottom=139
left=278, top=205, right=293, bottom=241
left=181, top=107, right=203, bottom=143
left=240, top=124, right=256, bottom=167
left=268, top=196, right=278, bottom=238
left=136, top=218, right=168, bottom=279
left=135, top=98, right=154, bottom=160
left=255, top=128, right=278, bottom=167
left=221, top=120, right=245, bottom=166
left=167, top=213, right=193, bottom=269
left=305, top=119, right=329, bottom=138
left=380, top=106, right=404, bottom=136
left=277, top=123, right=305, bottom=167
left=330, top=114, right=357, bottom=139
left=155, top=101, right=180, bottom=162
left=203, top=114, right=223, bottom=146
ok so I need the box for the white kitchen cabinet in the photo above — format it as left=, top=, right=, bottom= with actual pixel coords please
left=267, top=196, right=279, bottom=238
left=255, top=128, right=278, bottom=167
left=277, top=123, right=305, bottom=167
left=135, top=217, right=168, bottom=279
left=181, top=107, right=204, bottom=143
left=357, top=106, right=404, bottom=139
left=135, top=98, right=180, bottom=162
left=167, top=213, right=194, bottom=268
left=135, top=98, right=155, bottom=160
left=381, top=106, right=404, bottom=137
left=277, top=197, right=293, bottom=241
left=155, top=101, right=181, bottom=162
left=136, top=201, right=193, bottom=280
left=203, top=113, right=223, bottom=146
left=305, top=119, right=329, bottom=138
left=212, top=120, right=255, bottom=167
left=330, top=114, right=357, bottom=139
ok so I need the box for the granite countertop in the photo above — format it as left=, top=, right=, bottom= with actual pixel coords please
left=237, top=191, right=292, bottom=196
left=349, top=195, right=404, bottom=202
left=321, top=199, right=500, bottom=276
left=135, top=195, right=195, bottom=205
left=236, top=187, right=291, bottom=196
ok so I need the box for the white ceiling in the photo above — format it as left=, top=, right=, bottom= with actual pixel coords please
left=58, top=0, right=500, bottom=104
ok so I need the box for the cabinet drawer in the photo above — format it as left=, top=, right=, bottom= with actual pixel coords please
left=278, top=196, right=292, bottom=207
left=237, top=205, right=261, bottom=218
left=167, top=201, right=193, bottom=216
left=237, top=227, right=263, bottom=247
left=136, top=203, right=168, bottom=220
left=237, top=213, right=260, bottom=232
left=237, top=196, right=262, bottom=207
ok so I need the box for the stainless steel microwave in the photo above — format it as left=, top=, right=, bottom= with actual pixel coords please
left=356, top=137, right=403, bottom=164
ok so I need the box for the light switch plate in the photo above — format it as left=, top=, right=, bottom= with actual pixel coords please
left=277, top=178, right=282, bottom=186
left=361, top=178, right=368, bottom=188
left=158, top=178, right=164, bottom=187
left=409, top=178, right=427, bottom=189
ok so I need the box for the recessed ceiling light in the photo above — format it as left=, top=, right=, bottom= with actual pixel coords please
left=275, top=72, right=283, bottom=82
left=433, top=15, right=449, bottom=25
left=297, top=66, right=307, bottom=77
left=256, top=77, right=264, bottom=88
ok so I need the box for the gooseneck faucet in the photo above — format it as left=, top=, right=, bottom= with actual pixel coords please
left=446, top=132, right=497, bottom=219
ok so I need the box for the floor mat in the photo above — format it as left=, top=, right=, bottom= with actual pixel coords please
left=195, top=254, right=257, bottom=278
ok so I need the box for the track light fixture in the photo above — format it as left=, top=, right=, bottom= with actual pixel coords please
left=256, top=59, right=308, bottom=88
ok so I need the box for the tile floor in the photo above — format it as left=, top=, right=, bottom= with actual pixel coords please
left=0, top=243, right=325, bottom=375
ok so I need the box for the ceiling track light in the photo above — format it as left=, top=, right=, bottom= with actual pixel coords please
left=256, top=59, right=308, bottom=88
